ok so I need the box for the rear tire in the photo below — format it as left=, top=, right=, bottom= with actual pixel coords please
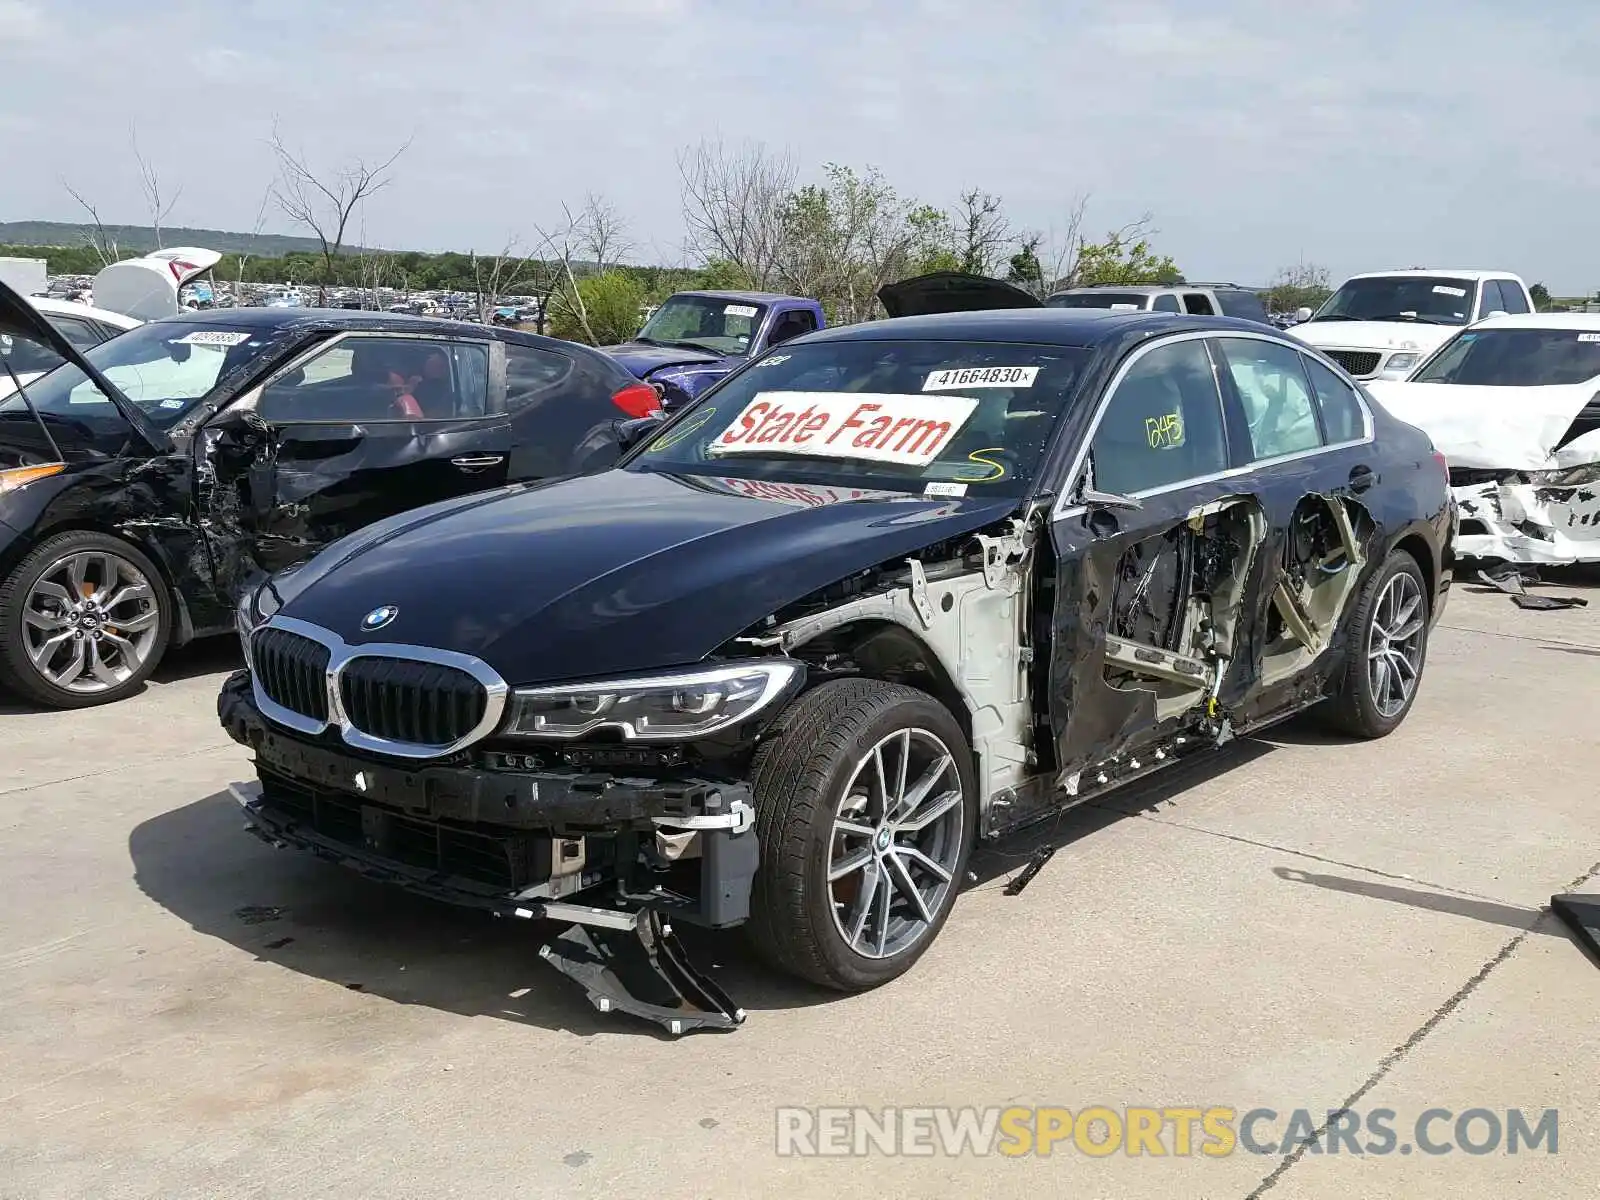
left=0, top=531, right=171, bottom=709
left=746, top=678, right=977, bottom=992
left=1320, top=548, right=1429, bottom=738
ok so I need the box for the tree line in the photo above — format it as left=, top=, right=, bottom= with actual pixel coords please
left=52, top=127, right=1513, bottom=343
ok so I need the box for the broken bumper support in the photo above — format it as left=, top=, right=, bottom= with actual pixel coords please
left=228, top=779, right=748, bottom=1035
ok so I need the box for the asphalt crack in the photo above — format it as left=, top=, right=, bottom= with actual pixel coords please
left=1242, top=857, right=1600, bottom=1198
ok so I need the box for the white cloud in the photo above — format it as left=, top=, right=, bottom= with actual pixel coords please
left=3, top=0, right=1598, bottom=292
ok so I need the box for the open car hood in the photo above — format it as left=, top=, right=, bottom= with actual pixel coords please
left=877, top=272, right=1043, bottom=318
left=0, top=276, right=166, bottom=452
left=1367, top=379, right=1600, bottom=471
left=0, top=278, right=83, bottom=365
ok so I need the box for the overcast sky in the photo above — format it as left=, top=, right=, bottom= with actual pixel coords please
left=3, top=0, right=1596, bottom=292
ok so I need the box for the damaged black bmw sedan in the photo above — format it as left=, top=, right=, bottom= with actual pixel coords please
left=220, top=307, right=1453, bottom=1032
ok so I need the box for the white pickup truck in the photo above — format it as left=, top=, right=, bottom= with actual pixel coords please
left=1288, top=269, right=1535, bottom=383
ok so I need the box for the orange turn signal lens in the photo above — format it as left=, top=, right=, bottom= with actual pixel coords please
left=0, top=463, right=66, bottom=494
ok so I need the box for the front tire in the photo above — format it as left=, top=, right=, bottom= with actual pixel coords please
left=747, top=678, right=977, bottom=991
left=1321, top=548, right=1429, bottom=738
left=0, top=531, right=171, bottom=709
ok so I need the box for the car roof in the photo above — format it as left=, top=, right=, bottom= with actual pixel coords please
left=27, top=296, right=142, bottom=329
left=142, top=305, right=605, bottom=355
left=674, top=290, right=801, bottom=304
left=1347, top=269, right=1522, bottom=282
left=1470, top=312, right=1600, bottom=332
left=799, top=307, right=1277, bottom=348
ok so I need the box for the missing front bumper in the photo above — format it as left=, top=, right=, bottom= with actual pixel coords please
left=1452, top=480, right=1600, bottom=563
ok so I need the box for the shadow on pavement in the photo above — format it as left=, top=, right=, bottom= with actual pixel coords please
left=967, top=737, right=1279, bottom=889
left=0, top=635, right=242, bottom=715
left=128, top=790, right=835, bottom=1039
left=1271, top=866, right=1568, bottom=939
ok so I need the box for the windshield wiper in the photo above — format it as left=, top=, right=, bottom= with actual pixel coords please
left=1308, top=314, right=1358, bottom=322
left=632, top=335, right=666, bottom=346
left=1367, top=313, right=1453, bottom=325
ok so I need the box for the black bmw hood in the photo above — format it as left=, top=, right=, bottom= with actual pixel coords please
left=277, top=469, right=1017, bottom=686
left=877, top=271, right=1043, bottom=318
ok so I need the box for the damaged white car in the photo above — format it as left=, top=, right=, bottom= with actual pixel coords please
left=1369, top=314, right=1600, bottom=564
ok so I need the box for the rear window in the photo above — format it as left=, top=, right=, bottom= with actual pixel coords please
left=1048, top=292, right=1150, bottom=311
left=1412, top=327, right=1600, bottom=387
left=1215, top=290, right=1270, bottom=322
left=628, top=339, right=1092, bottom=497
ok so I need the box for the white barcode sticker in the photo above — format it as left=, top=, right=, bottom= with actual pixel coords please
left=1578, top=333, right=1600, bottom=342
left=922, top=365, right=1039, bottom=391
left=175, top=330, right=250, bottom=346
left=724, top=304, right=758, bottom=318
left=1432, top=285, right=1467, bottom=298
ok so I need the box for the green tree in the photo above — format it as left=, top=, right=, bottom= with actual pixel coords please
left=1263, top=261, right=1333, bottom=314
left=548, top=270, right=645, bottom=345
left=1075, top=231, right=1182, bottom=286
left=1529, top=282, right=1551, bottom=311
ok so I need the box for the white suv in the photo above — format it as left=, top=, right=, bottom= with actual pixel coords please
left=1288, top=270, right=1534, bottom=382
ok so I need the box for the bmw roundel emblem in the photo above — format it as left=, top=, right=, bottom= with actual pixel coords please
left=361, top=605, right=399, bottom=632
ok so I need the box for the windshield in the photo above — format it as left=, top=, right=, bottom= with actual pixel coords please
left=636, top=295, right=766, bottom=356
left=1310, top=276, right=1478, bottom=326
left=627, top=339, right=1092, bottom=498
left=1413, top=327, right=1600, bottom=387
left=0, top=321, right=276, bottom=432
left=1047, top=292, right=1149, bottom=310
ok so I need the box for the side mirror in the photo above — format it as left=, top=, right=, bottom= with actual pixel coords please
left=1080, top=485, right=1143, bottom=511
left=239, top=409, right=274, bottom=435
left=1487, top=309, right=1508, bottom=319
left=1294, top=306, right=1313, bottom=322
left=617, top=412, right=667, bottom=450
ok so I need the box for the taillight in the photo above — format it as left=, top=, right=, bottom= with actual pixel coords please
left=611, top=382, right=662, bottom=419
left=1431, top=449, right=1448, bottom=475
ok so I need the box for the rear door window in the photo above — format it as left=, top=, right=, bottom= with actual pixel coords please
left=1182, top=293, right=1215, bottom=315
left=1152, top=294, right=1181, bottom=313
left=505, top=343, right=576, bottom=411
left=1215, top=337, right=1323, bottom=460
left=1304, top=356, right=1366, bottom=443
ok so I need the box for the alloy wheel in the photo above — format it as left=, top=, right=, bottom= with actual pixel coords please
left=20, top=550, right=161, bottom=695
left=828, top=727, right=966, bottom=960
left=1366, top=570, right=1425, bottom=718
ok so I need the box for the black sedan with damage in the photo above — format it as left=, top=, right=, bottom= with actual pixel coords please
left=0, top=283, right=661, bottom=707
left=219, top=306, right=1453, bottom=1032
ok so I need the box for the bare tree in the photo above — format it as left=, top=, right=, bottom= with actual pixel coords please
left=267, top=120, right=412, bottom=304
left=580, top=193, right=633, bottom=273
left=533, top=202, right=598, bottom=342
left=1012, top=193, right=1091, bottom=298
left=678, top=139, right=796, bottom=289
left=233, top=187, right=273, bottom=303
left=471, top=235, right=539, bottom=323
left=952, top=188, right=1011, bottom=277
left=130, top=124, right=181, bottom=250
left=60, top=180, right=118, bottom=267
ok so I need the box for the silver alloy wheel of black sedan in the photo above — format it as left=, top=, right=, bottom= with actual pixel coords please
left=828, top=726, right=966, bottom=961
left=20, top=548, right=162, bottom=695
left=1366, top=569, right=1425, bottom=719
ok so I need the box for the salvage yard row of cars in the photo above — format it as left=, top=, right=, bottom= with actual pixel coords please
left=0, top=258, right=1591, bottom=1032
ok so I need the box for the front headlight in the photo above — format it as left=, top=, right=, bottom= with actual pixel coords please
left=1381, top=352, right=1419, bottom=377
left=0, top=463, right=65, bottom=495
left=502, top=659, right=804, bottom=741
left=235, top=581, right=284, bottom=672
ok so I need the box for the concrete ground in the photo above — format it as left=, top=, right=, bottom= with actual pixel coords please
left=2, top=572, right=1598, bottom=1199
